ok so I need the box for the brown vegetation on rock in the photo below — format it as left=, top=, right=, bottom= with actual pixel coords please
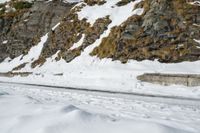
left=91, top=0, right=200, bottom=63
left=36, top=5, right=111, bottom=65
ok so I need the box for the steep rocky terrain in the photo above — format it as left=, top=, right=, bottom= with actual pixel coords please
left=0, top=0, right=75, bottom=62
left=91, top=0, right=200, bottom=63
left=0, top=0, right=200, bottom=69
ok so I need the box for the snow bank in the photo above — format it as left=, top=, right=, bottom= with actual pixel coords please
left=0, top=89, right=193, bottom=133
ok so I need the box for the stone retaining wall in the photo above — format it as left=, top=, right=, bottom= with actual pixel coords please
left=137, top=73, right=200, bottom=87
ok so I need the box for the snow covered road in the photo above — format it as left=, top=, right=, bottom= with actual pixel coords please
left=0, top=83, right=200, bottom=133
left=0, top=81, right=200, bottom=106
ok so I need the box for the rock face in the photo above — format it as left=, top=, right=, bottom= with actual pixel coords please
left=32, top=7, right=111, bottom=66
left=0, top=1, right=75, bottom=62
left=91, top=0, right=200, bottom=63
left=0, top=0, right=200, bottom=66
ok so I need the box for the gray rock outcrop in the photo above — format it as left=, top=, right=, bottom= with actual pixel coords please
left=0, top=1, right=75, bottom=62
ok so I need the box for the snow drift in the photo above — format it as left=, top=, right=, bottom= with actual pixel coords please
left=0, top=88, right=193, bottom=133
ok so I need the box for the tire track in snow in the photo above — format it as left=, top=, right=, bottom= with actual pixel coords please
left=0, top=81, right=200, bottom=106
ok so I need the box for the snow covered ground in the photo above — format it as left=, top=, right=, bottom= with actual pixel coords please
left=0, top=0, right=200, bottom=99
left=0, top=83, right=200, bottom=133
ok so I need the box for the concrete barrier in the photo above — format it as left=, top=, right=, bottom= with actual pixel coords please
left=137, top=73, right=200, bottom=87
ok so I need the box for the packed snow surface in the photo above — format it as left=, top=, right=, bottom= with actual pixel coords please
left=0, top=84, right=199, bottom=133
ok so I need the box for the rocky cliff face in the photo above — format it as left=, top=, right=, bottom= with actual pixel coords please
left=0, top=0, right=200, bottom=68
left=91, top=0, right=200, bottom=63
left=0, top=0, right=75, bottom=62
